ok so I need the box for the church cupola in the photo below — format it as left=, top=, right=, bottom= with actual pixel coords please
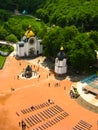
left=57, top=46, right=66, bottom=60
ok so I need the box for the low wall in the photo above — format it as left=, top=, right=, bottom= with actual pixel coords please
left=0, top=50, right=9, bottom=56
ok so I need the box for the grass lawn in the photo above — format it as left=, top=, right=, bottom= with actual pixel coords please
left=0, top=55, right=6, bottom=69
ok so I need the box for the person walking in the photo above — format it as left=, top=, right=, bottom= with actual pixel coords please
left=48, top=83, right=50, bottom=87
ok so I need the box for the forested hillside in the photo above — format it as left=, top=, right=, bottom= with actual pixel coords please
left=0, top=0, right=98, bottom=31
left=36, top=0, right=98, bottom=31
left=0, top=0, right=98, bottom=72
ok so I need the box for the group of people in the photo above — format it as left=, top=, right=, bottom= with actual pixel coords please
left=69, top=88, right=79, bottom=98
left=48, top=82, right=60, bottom=87
left=19, top=120, right=26, bottom=130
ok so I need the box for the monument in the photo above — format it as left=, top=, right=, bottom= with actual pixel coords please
left=24, top=65, right=32, bottom=78
left=20, top=65, right=38, bottom=79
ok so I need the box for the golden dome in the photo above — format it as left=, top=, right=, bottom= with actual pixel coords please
left=60, top=46, right=64, bottom=51
left=25, top=25, right=35, bottom=38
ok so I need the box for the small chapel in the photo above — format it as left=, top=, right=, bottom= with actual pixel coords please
left=16, top=25, right=43, bottom=57
left=54, top=46, right=67, bottom=75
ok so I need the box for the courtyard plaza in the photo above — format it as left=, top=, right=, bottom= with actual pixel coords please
left=0, top=50, right=98, bottom=130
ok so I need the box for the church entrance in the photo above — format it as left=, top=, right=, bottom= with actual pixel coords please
left=29, top=47, right=35, bottom=57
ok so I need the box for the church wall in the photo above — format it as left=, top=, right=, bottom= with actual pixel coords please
left=55, top=58, right=67, bottom=74
left=24, top=43, right=29, bottom=56
left=19, top=46, right=25, bottom=57
left=36, top=40, right=43, bottom=55
left=55, top=66, right=67, bottom=74
left=55, top=59, right=67, bottom=67
left=16, top=36, right=43, bottom=57
left=40, top=44, right=43, bottom=54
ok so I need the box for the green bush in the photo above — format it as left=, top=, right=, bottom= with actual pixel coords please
left=5, top=34, right=18, bottom=43
left=0, top=45, right=14, bottom=53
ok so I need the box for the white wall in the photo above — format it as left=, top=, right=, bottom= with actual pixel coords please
left=55, top=58, right=67, bottom=74
left=16, top=37, right=43, bottom=57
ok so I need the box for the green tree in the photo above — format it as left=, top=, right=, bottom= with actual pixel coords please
left=67, top=33, right=96, bottom=71
left=89, top=31, right=98, bottom=44
left=0, top=26, right=9, bottom=40
left=36, top=9, right=49, bottom=23
left=63, top=25, right=79, bottom=42
left=0, top=9, right=11, bottom=21
left=43, top=26, right=64, bottom=57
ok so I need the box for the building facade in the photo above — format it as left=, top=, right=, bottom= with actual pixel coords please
left=16, top=36, right=43, bottom=57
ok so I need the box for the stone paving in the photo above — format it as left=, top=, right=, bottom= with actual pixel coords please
left=0, top=44, right=98, bottom=130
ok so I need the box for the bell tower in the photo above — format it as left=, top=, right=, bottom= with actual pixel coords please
left=54, top=46, right=67, bottom=75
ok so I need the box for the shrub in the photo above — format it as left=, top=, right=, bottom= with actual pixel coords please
left=6, top=34, right=18, bottom=43
left=0, top=45, right=14, bottom=54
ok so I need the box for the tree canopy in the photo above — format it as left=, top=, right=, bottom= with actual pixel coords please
left=0, top=0, right=98, bottom=71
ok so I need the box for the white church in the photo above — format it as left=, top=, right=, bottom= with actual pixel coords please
left=16, top=25, right=43, bottom=57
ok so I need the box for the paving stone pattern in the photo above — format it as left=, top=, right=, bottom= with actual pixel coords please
left=16, top=102, right=69, bottom=129
left=72, top=120, right=92, bottom=130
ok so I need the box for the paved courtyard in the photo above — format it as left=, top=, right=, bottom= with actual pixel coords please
left=0, top=49, right=98, bottom=130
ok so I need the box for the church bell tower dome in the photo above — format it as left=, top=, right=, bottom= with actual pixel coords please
left=57, top=46, right=66, bottom=60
